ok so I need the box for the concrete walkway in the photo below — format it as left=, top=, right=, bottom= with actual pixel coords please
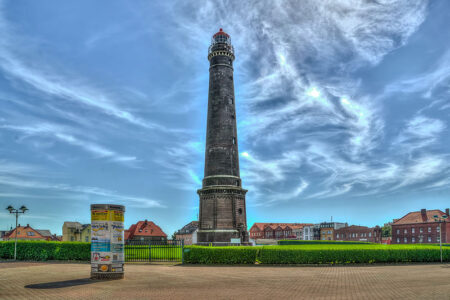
left=1, top=262, right=449, bottom=299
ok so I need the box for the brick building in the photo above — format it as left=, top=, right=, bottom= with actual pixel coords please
left=249, top=223, right=312, bottom=240
left=175, top=221, right=198, bottom=245
left=391, top=208, right=449, bottom=244
left=124, top=220, right=167, bottom=242
left=334, top=225, right=382, bottom=243
left=3, top=224, right=57, bottom=241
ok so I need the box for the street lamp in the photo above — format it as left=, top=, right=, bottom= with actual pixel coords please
left=433, top=214, right=448, bottom=263
left=6, top=205, right=28, bottom=261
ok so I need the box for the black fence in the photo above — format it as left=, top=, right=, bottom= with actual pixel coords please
left=125, top=240, right=184, bottom=263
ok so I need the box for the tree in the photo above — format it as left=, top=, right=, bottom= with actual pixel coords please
left=382, top=224, right=392, bottom=237
left=171, top=231, right=177, bottom=240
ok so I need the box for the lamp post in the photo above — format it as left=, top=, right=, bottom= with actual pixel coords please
left=433, top=214, right=448, bottom=263
left=6, top=205, right=28, bottom=261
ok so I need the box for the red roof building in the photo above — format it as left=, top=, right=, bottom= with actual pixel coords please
left=392, top=208, right=449, bottom=244
left=334, top=225, right=382, bottom=243
left=3, top=224, right=58, bottom=241
left=249, top=223, right=313, bottom=240
left=124, top=220, right=167, bottom=242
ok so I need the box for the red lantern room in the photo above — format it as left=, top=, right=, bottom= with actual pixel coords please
left=208, top=28, right=234, bottom=59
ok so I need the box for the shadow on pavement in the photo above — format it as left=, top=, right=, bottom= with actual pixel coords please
left=25, top=278, right=99, bottom=289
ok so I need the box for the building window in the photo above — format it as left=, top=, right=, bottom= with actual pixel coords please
left=404, top=229, right=407, bottom=234
left=428, top=236, right=432, bottom=242
left=27, top=232, right=35, bottom=236
left=412, top=228, right=415, bottom=234
left=85, top=236, right=89, bottom=242
left=412, top=237, right=415, bottom=243
left=404, top=237, right=407, bottom=243
left=420, top=227, right=423, bottom=233
left=397, top=238, right=400, bottom=243
left=428, top=227, right=431, bottom=233
left=71, top=236, right=74, bottom=241
left=369, top=232, right=372, bottom=237
left=337, top=234, right=339, bottom=238
left=437, top=236, right=440, bottom=243
left=437, top=226, right=440, bottom=233
left=396, top=229, right=400, bottom=234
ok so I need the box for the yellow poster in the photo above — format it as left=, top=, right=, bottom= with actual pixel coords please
left=110, top=210, right=124, bottom=222
left=91, top=210, right=110, bottom=221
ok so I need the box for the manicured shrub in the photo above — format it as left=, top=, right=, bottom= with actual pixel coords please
left=0, top=241, right=90, bottom=261
left=278, top=240, right=374, bottom=245
left=258, top=245, right=450, bottom=264
left=183, top=246, right=258, bottom=264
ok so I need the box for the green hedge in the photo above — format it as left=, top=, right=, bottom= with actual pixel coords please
left=2, top=242, right=449, bottom=264
left=0, top=241, right=90, bottom=261
left=183, top=246, right=258, bottom=264
left=259, top=245, right=450, bottom=264
left=184, top=245, right=449, bottom=264
left=278, top=240, right=373, bottom=245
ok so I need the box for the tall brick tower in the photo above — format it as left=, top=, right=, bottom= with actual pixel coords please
left=197, top=29, right=248, bottom=244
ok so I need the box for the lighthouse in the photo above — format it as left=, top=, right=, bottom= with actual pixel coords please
left=197, top=29, right=248, bottom=244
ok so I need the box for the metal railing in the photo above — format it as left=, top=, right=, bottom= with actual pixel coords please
left=195, top=242, right=242, bottom=246
left=125, top=240, right=184, bottom=263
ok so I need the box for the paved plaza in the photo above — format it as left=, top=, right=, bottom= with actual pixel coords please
left=1, top=262, right=450, bottom=299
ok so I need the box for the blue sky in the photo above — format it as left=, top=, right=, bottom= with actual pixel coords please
left=1, top=0, right=449, bottom=236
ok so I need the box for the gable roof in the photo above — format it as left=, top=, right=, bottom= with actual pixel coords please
left=36, top=230, right=52, bottom=237
left=251, top=223, right=313, bottom=231
left=4, top=225, right=46, bottom=239
left=393, top=209, right=446, bottom=225
left=125, top=220, right=167, bottom=240
left=176, top=221, right=199, bottom=235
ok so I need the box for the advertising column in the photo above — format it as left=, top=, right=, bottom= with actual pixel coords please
left=91, top=204, right=125, bottom=279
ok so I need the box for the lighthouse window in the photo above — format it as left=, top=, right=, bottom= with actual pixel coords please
left=229, top=98, right=233, bottom=105
left=232, top=137, right=236, bottom=144
left=238, top=208, right=243, bottom=215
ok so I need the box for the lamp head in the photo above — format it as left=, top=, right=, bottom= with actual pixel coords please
left=6, top=205, right=14, bottom=213
left=19, top=205, right=28, bottom=213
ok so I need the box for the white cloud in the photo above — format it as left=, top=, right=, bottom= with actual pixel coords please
left=0, top=123, right=138, bottom=166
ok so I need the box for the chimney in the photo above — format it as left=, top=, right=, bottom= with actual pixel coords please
left=446, top=208, right=449, bottom=216
left=27, top=224, right=29, bottom=227
left=421, top=209, right=427, bottom=222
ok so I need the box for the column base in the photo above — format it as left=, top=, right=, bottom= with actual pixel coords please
left=90, top=272, right=124, bottom=280
left=197, top=229, right=242, bottom=245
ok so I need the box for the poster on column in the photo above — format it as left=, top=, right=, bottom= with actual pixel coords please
left=91, top=204, right=125, bottom=276
left=91, top=209, right=112, bottom=264
left=111, top=210, right=125, bottom=264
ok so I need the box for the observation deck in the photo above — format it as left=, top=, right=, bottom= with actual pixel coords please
left=208, top=28, right=235, bottom=61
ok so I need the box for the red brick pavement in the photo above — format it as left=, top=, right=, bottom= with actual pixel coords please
left=0, top=262, right=449, bottom=299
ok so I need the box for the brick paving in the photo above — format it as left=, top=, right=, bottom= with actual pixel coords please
left=1, top=262, right=449, bottom=299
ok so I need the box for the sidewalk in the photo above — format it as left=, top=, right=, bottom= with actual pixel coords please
left=1, top=262, right=449, bottom=299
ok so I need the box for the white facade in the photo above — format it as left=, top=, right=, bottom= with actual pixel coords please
left=303, top=226, right=314, bottom=240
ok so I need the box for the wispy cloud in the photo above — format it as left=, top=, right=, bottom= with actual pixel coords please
left=393, top=115, right=446, bottom=153
left=0, top=171, right=164, bottom=209
left=0, top=123, right=138, bottom=166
